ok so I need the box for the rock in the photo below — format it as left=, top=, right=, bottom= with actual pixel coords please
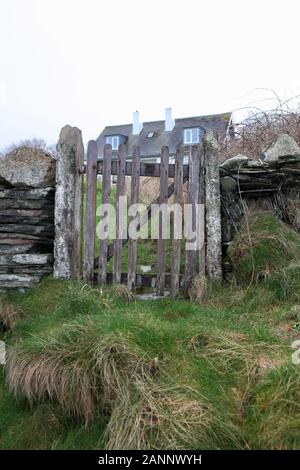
left=221, top=176, right=237, bottom=192
left=261, top=133, right=300, bottom=162
left=220, top=154, right=249, bottom=170
left=0, top=147, right=56, bottom=188
left=247, top=160, right=265, bottom=168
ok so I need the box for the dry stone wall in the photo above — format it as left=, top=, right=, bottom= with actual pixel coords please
left=0, top=147, right=56, bottom=292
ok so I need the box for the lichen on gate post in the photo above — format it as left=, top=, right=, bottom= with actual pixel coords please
left=204, top=132, right=222, bottom=281
left=54, top=125, right=84, bottom=279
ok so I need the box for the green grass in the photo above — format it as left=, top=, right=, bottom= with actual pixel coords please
left=1, top=210, right=300, bottom=449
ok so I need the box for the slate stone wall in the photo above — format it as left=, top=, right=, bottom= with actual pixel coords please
left=0, top=147, right=56, bottom=292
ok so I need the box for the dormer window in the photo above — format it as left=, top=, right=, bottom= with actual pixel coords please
left=147, top=131, right=155, bottom=138
left=106, top=135, right=119, bottom=150
left=184, top=128, right=200, bottom=145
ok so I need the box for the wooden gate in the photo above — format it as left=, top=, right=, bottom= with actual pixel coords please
left=82, top=132, right=222, bottom=296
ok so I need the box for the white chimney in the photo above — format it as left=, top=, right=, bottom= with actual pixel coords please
left=132, top=111, right=143, bottom=135
left=165, top=107, right=175, bottom=132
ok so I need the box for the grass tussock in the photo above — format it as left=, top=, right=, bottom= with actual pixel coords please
left=106, top=380, right=240, bottom=450
left=229, top=211, right=300, bottom=286
left=6, top=319, right=155, bottom=424
left=7, top=319, right=239, bottom=449
left=0, top=300, right=23, bottom=330
left=187, top=274, right=207, bottom=304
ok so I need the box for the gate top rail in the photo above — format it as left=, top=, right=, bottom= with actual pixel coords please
left=83, top=160, right=189, bottom=179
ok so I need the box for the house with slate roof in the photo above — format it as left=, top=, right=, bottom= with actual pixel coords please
left=96, top=108, right=233, bottom=164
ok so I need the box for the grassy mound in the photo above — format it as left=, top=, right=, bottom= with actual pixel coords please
left=1, top=279, right=244, bottom=450
left=228, top=211, right=300, bottom=288
left=0, top=270, right=299, bottom=449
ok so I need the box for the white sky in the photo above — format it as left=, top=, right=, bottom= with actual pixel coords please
left=0, top=0, right=299, bottom=150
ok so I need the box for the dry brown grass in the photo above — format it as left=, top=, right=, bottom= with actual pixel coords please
left=187, top=274, right=208, bottom=304
left=110, top=284, right=134, bottom=302
left=0, top=300, right=23, bottom=330
left=6, top=319, right=157, bottom=425
left=105, top=378, right=238, bottom=450
left=200, top=330, right=283, bottom=411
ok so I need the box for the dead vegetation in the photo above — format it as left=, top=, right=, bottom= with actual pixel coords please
left=221, top=95, right=300, bottom=160
left=0, top=300, right=23, bottom=330
left=105, top=380, right=239, bottom=450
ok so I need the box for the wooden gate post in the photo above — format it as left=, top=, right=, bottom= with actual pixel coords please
left=204, top=132, right=222, bottom=281
left=54, top=125, right=84, bottom=279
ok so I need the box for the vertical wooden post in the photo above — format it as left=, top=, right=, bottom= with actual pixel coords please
left=54, top=125, right=84, bottom=279
left=113, top=144, right=127, bottom=284
left=83, top=140, right=98, bottom=284
left=198, top=142, right=206, bottom=275
left=127, top=145, right=140, bottom=290
left=156, top=146, right=169, bottom=296
left=98, top=144, right=112, bottom=285
left=184, top=145, right=200, bottom=292
left=204, top=132, right=222, bottom=281
left=170, top=145, right=183, bottom=297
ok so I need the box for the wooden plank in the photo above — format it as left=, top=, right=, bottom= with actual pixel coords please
left=95, top=160, right=189, bottom=179
left=156, top=147, right=169, bottom=296
left=204, top=132, right=222, bottom=281
left=184, top=146, right=200, bottom=292
left=83, top=140, right=98, bottom=284
left=113, top=144, right=127, bottom=284
left=98, top=144, right=112, bottom=285
left=127, top=146, right=140, bottom=290
left=170, top=145, right=183, bottom=297
left=198, top=142, right=206, bottom=275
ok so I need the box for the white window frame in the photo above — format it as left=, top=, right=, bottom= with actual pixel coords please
left=106, top=135, right=119, bottom=150
left=184, top=128, right=200, bottom=145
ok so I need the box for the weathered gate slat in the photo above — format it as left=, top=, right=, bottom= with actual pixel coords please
left=184, top=145, right=200, bottom=292
left=156, top=146, right=169, bottom=296
left=127, top=146, right=141, bottom=290
left=170, top=145, right=183, bottom=297
left=83, top=140, right=98, bottom=284
left=204, top=132, right=222, bottom=280
left=113, top=144, right=127, bottom=284
left=98, top=144, right=112, bottom=285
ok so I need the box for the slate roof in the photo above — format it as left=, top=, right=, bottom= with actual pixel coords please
left=96, top=112, right=232, bottom=159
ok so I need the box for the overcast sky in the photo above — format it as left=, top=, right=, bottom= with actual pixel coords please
left=0, top=0, right=299, bottom=151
